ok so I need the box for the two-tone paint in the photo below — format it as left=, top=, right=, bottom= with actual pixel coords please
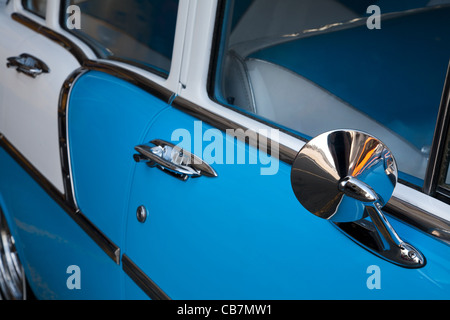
left=0, top=0, right=449, bottom=299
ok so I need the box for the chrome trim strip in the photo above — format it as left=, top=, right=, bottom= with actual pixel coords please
left=0, top=134, right=66, bottom=211
left=56, top=63, right=176, bottom=286
left=172, top=96, right=300, bottom=164
left=11, top=2, right=450, bottom=256
left=122, top=255, right=170, bottom=300
left=58, top=62, right=175, bottom=210
left=71, top=210, right=121, bottom=265
left=59, top=68, right=87, bottom=209
left=56, top=60, right=177, bottom=266
left=11, top=7, right=174, bottom=295
left=0, top=134, right=121, bottom=264
left=11, top=13, right=87, bottom=64
left=61, top=63, right=450, bottom=248
left=172, top=97, right=450, bottom=245
left=82, top=60, right=174, bottom=104
left=385, top=196, right=450, bottom=245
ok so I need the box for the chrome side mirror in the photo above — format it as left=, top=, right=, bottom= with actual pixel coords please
left=291, top=130, right=425, bottom=268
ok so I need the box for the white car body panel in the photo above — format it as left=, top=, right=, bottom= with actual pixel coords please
left=179, top=0, right=450, bottom=227
left=0, top=0, right=448, bottom=249
left=0, top=4, right=80, bottom=193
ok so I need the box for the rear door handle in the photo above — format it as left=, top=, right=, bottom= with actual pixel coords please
left=6, top=53, right=50, bottom=78
left=134, top=139, right=218, bottom=181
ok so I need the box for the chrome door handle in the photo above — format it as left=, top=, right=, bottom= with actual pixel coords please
left=134, top=140, right=218, bottom=181
left=6, top=53, right=50, bottom=78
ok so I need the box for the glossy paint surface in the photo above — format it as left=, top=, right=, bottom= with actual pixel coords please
left=0, top=147, right=122, bottom=300
left=0, top=0, right=449, bottom=300
left=3, top=66, right=449, bottom=299
left=67, top=71, right=170, bottom=247
left=0, top=8, right=80, bottom=193
left=124, top=106, right=450, bottom=299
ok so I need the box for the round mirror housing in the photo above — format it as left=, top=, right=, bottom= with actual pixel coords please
left=290, top=130, right=397, bottom=223
left=290, top=130, right=425, bottom=268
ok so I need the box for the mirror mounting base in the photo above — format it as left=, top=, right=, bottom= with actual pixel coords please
left=291, top=130, right=426, bottom=269
left=334, top=215, right=426, bottom=269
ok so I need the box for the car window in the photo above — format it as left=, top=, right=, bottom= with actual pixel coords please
left=62, top=0, right=179, bottom=77
left=212, top=0, right=450, bottom=187
left=439, top=127, right=450, bottom=191
left=22, top=0, right=47, bottom=18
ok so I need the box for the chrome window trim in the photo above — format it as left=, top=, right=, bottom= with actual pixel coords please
left=59, top=68, right=86, bottom=210
left=171, top=96, right=302, bottom=164
left=203, top=0, right=450, bottom=242
left=58, top=66, right=174, bottom=299
left=385, top=193, right=450, bottom=245
left=5, top=1, right=450, bottom=299
left=10, top=9, right=177, bottom=298
left=59, top=62, right=175, bottom=213
left=11, top=12, right=87, bottom=64
left=172, top=97, right=450, bottom=246
left=83, top=60, right=175, bottom=103
left=10, top=5, right=450, bottom=246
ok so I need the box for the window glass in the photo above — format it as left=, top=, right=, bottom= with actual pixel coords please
left=439, top=129, right=450, bottom=190
left=63, top=0, right=179, bottom=77
left=213, top=0, right=450, bottom=187
left=22, top=0, right=47, bottom=18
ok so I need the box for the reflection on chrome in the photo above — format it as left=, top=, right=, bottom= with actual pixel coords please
left=291, top=130, right=425, bottom=268
left=291, top=130, right=396, bottom=221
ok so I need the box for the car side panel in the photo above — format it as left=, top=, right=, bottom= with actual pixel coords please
left=0, top=147, right=122, bottom=300
left=67, top=71, right=170, bottom=248
left=1, top=26, right=80, bottom=194
left=124, top=106, right=450, bottom=299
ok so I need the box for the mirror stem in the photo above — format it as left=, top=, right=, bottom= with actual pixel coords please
left=365, top=202, right=403, bottom=251
left=364, top=203, right=425, bottom=267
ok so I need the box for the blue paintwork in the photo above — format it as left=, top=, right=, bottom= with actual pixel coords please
left=124, top=106, right=450, bottom=299
left=0, top=148, right=122, bottom=300
left=68, top=71, right=169, bottom=250
left=67, top=70, right=173, bottom=299
left=1, top=65, right=449, bottom=299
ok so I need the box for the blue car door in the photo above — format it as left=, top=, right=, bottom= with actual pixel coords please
left=0, top=2, right=125, bottom=299
left=122, top=0, right=450, bottom=300
left=61, top=0, right=183, bottom=298
left=122, top=100, right=450, bottom=300
left=1, top=0, right=185, bottom=299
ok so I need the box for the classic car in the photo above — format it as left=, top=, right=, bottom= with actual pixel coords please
left=0, top=0, right=449, bottom=300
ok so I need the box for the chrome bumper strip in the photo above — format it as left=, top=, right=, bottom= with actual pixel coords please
left=122, top=255, right=170, bottom=300
left=0, top=135, right=121, bottom=264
